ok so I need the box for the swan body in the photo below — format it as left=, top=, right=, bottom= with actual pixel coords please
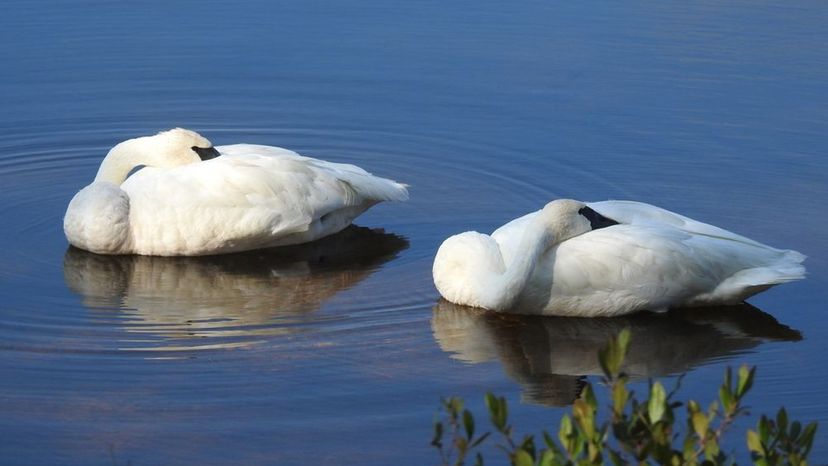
left=64, top=129, right=408, bottom=256
left=433, top=199, right=806, bottom=317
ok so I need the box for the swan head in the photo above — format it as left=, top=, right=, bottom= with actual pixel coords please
left=144, top=128, right=220, bottom=166
left=539, top=199, right=619, bottom=243
left=95, top=128, right=220, bottom=184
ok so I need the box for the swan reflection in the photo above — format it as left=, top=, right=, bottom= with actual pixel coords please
left=63, top=226, right=408, bottom=350
left=432, top=300, right=801, bottom=406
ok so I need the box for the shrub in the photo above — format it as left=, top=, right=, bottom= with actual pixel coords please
left=432, top=329, right=817, bottom=466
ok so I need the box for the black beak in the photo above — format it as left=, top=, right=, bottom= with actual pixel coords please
left=192, top=146, right=221, bottom=161
left=578, top=206, right=620, bottom=230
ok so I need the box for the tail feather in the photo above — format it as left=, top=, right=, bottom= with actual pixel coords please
left=310, top=160, right=409, bottom=203
left=744, top=249, right=807, bottom=285
left=710, top=249, right=806, bottom=303
left=343, top=176, right=409, bottom=203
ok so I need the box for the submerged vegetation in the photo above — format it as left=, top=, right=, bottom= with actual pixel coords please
left=432, top=329, right=817, bottom=466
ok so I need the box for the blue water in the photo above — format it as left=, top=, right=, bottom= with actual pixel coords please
left=1, top=0, right=827, bottom=464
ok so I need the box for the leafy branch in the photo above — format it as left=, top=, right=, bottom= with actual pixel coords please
left=432, top=329, right=818, bottom=466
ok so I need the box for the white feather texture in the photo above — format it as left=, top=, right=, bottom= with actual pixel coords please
left=64, top=129, right=408, bottom=256
left=432, top=199, right=805, bottom=317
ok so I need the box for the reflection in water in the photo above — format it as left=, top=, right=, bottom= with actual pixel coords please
left=432, top=301, right=801, bottom=406
left=63, top=226, right=408, bottom=350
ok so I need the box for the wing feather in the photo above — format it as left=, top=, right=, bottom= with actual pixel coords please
left=119, top=144, right=407, bottom=254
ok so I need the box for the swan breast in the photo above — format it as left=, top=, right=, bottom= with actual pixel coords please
left=433, top=232, right=508, bottom=309
left=64, top=182, right=131, bottom=254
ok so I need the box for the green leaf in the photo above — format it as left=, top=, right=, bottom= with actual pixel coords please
left=485, top=393, right=508, bottom=432
left=777, top=408, right=789, bottom=433
left=485, top=393, right=497, bottom=417
left=682, top=433, right=695, bottom=459
left=519, top=435, right=536, bottom=459
left=790, top=420, right=801, bottom=440
left=747, top=430, right=764, bottom=454
left=608, top=449, right=624, bottom=466
left=703, top=436, right=720, bottom=460
left=474, top=452, right=484, bottom=466
left=542, top=431, right=556, bottom=450
left=598, top=328, right=631, bottom=378
left=513, top=449, right=534, bottom=466
left=723, top=366, right=732, bottom=392
left=583, top=384, right=598, bottom=410
left=446, top=397, right=464, bottom=417
left=649, top=381, right=667, bottom=424
left=611, top=382, right=628, bottom=416
left=538, top=450, right=556, bottom=466
left=558, top=415, right=573, bottom=453
left=719, top=385, right=735, bottom=414
left=499, top=398, right=509, bottom=432
left=736, top=365, right=755, bottom=398
left=687, top=400, right=700, bottom=414
left=692, top=412, right=709, bottom=438
left=456, top=437, right=468, bottom=455
left=758, top=415, right=770, bottom=442
left=573, top=399, right=595, bottom=437
left=617, top=328, right=631, bottom=354
left=463, top=409, right=475, bottom=440
left=431, top=421, right=443, bottom=447
left=802, top=422, right=818, bottom=456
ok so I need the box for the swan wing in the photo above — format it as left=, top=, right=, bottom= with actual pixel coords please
left=538, top=225, right=712, bottom=314
left=489, top=204, right=805, bottom=315
left=120, top=146, right=407, bottom=254
left=217, top=144, right=409, bottom=203
left=586, top=200, right=768, bottom=248
left=541, top=224, right=804, bottom=315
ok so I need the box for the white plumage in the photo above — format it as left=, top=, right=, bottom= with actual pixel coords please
left=64, top=129, right=408, bottom=256
left=432, top=199, right=805, bottom=317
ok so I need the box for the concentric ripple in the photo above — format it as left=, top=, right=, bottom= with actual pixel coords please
left=3, top=0, right=828, bottom=462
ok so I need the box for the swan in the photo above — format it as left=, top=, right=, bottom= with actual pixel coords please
left=64, top=128, right=408, bottom=256
left=432, top=199, right=806, bottom=317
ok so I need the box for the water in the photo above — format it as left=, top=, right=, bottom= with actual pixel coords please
left=1, top=0, right=827, bottom=464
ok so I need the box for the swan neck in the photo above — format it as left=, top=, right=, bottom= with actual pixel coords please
left=490, top=221, right=553, bottom=310
left=94, top=138, right=147, bottom=185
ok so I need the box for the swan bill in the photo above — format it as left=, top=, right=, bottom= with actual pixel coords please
left=192, top=146, right=221, bottom=160
left=578, top=206, right=619, bottom=230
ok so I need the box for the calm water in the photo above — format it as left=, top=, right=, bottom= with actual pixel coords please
left=1, top=0, right=827, bottom=464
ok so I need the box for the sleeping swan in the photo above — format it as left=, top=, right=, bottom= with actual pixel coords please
left=432, top=199, right=805, bottom=317
left=64, top=128, right=408, bottom=256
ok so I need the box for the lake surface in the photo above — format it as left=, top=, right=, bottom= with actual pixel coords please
left=1, top=0, right=827, bottom=464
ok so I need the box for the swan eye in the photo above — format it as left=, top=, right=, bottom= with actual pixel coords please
left=578, top=206, right=619, bottom=230
left=192, top=146, right=220, bottom=161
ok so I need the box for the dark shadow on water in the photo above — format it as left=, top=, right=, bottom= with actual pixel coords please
left=432, top=300, right=801, bottom=406
left=62, top=226, right=408, bottom=348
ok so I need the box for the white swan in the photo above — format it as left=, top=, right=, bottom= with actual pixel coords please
left=64, top=128, right=408, bottom=256
left=433, top=199, right=806, bottom=317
